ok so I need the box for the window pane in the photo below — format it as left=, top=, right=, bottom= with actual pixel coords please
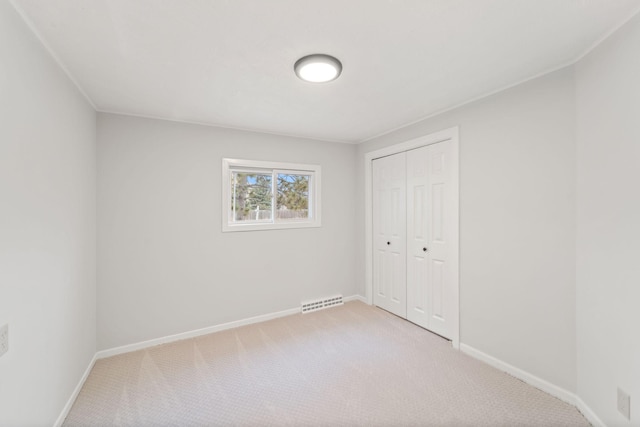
left=230, top=172, right=273, bottom=222
left=276, top=173, right=310, bottom=221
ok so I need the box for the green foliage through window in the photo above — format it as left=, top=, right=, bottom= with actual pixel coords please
left=230, top=172, right=273, bottom=221
left=276, top=174, right=309, bottom=220
left=230, top=171, right=311, bottom=222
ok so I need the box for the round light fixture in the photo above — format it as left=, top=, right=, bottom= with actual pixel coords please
left=294, top=54, right=342, bottom=83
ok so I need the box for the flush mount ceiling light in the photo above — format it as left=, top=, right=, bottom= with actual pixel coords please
left=294, top=54, right=342, bottom=83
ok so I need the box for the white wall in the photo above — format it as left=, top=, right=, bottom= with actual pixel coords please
left=576, top=12, right=640, bottom=426
left=0, top=2, right=97, bottom=425
left=356, top=68, right=577, bottom=393
left=97, top=113, right=357, bottom=350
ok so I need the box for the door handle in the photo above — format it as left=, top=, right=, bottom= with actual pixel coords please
left=387, top=241, right=391, bottom=245
left=423, top=247, right=428, bottom=252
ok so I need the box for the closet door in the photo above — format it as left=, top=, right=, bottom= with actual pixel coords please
left=372, top=152, right=407, bottom=318
left=406, top=146, right=429, bottom=328
left=406, top=141, right=454, bottom=339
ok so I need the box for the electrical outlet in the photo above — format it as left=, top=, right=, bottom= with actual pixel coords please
left=618, top=388, right=631, bottom=420
left=0, top=324, right=8, bottom=358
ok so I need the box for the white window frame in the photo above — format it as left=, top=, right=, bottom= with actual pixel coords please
left=222, top=158, right=321, bottom=232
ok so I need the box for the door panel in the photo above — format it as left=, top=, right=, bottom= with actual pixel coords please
left=372, top=152, right=407, bottom=318
left=406, top=142, right=453, bottom=339
left=431, top=259, right=445, bottom=320
left=375, top=250, right=385, bottom=297
left=406, top=146, right=429, bottom=327
left=425, top=140, right=452, bottom=338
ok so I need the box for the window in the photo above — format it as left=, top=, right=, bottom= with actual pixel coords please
left=222, top=159, right=321, bottom=231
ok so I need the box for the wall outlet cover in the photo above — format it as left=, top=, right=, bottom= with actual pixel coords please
left=618, top=387, right=631, bottom=420
left=0, top=324, right=8, bottom=358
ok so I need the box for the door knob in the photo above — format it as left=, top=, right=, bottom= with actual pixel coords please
left=423, top=247, right=428, bottom=252
left=387, top=241, right=391, bottom=245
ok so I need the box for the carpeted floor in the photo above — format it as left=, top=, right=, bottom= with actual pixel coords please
left=64, top=301, right=589, bottom=426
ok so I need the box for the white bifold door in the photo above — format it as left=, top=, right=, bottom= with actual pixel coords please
left=372, top=151, right=407, bottom=318
left=372, top=141, right=455, bottom=339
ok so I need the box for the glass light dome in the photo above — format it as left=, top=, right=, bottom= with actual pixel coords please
left=294, top=54, right=342, bottom=83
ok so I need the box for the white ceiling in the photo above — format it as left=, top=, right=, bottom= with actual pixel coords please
left=12, top=0, right=640, bottom=143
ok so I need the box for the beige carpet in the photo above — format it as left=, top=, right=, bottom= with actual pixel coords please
left=64, top=301, right=589, bottom=426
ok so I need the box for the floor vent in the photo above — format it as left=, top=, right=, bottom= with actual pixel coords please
left=301, top=295, right=344, bottom=314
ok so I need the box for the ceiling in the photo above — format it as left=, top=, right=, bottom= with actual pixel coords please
left=11, top=0, right=640, bottom=143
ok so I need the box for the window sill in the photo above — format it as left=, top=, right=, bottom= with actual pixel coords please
left=222, top=221, right=321, bottom=232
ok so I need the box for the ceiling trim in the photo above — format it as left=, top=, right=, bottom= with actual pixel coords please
left=11, top=1, right=640, bottom=144
left=97, top=110, right=357, bottom=145
left=573, top=2, right=640, bottom=64
left=359, top=4, right=640, bottom=144
left=9, top=0, right=97, bottom=110
left=357, top=59, right=575, bottom=143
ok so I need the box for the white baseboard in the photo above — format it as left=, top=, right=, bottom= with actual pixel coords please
left=344, top=294, right=367, bottom=304
left=460, top=343, right=576, bottom=406
left=97, top=294, right=366, bottom=360
left=96, top=306, right=299, bottom=359
left=576, top=396, right=606, bottom=427
left=54, top=353, right=97, bottom=427
left=459, top=344, right=609, bottom=426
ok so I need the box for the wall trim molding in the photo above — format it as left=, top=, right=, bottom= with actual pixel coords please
left=460, top=343, right=576, bottom=405
left=575, top=397, right=606, bottom=427
left=345, top=294, right=367, bottom=304
left=54, top=353, right=97, bottom=427
left=358, top=4, right=640, bottom=145
left=96, top=295, right=367, bottom=360
left=460, top=343, right=605, bottom=426
left=97, top=110, right=355, bottom=145
left=95, top=307, right=299, bottom=359
left=8, top=0, right=97, bottom=110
